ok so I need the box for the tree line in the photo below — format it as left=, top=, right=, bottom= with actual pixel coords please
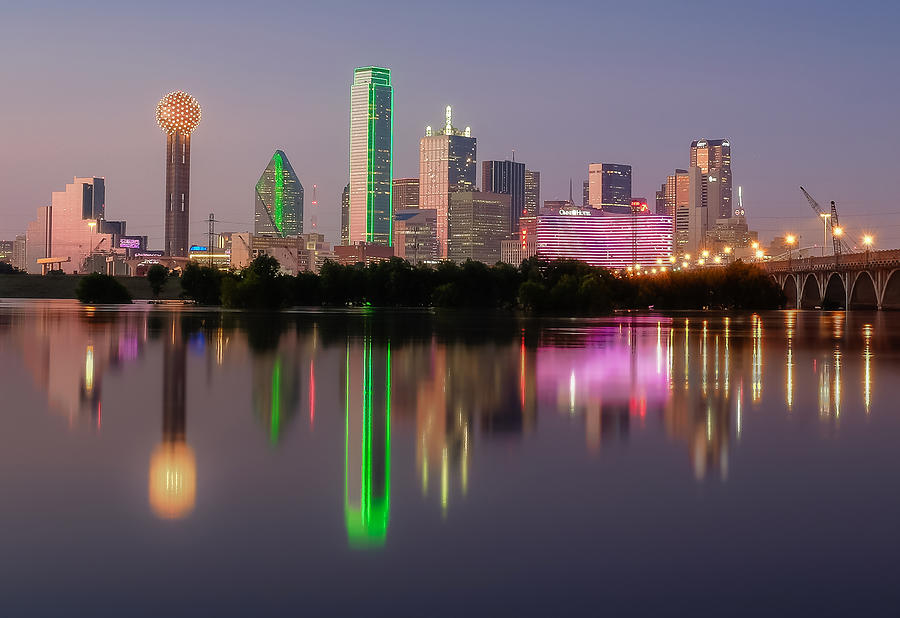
left=168, top=255, right=785, bottom=312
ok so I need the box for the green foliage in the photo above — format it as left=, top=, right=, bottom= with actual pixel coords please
left=0, top=262, right=22, bottom=274
left=146, top=264, right=168, bottom=298
left=181, top=262, right=223, bottom=305
left=166, top=254, right=785, bottom=314
left=75, top=273, right=132, bottom=304
left=221, top=255, right=291, bottom=309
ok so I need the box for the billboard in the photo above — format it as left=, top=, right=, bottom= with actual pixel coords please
left=119, top=236, right=145, bottom=250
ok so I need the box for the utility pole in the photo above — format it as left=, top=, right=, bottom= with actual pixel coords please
left=208, top=213, right=216, bottom=267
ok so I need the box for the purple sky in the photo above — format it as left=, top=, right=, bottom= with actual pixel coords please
left=1, top=0, right=899, bottom=250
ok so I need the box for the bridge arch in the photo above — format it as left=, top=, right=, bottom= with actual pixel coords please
left=883, top=269, right=900, bottom=310
left=783, top=275, right=798, bottom=309
left=849, top=271, right=878, bottom=310
left=823, top=272, right=847, bottom=309
left=800, top=273, right=821, bottom=309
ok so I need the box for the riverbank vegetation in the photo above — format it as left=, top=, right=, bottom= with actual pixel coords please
left=75, top=273, right=132, bottom=304
left=178, top=255, right=784, bottom=312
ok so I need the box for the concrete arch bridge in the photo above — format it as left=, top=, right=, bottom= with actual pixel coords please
left=765, top=249, right=900, bottom=310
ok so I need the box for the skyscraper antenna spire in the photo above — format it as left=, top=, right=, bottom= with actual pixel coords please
left=569, top=178, right=573, bottom=204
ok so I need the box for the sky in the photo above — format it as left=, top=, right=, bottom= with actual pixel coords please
left=1, top=0, right=899, bottom=250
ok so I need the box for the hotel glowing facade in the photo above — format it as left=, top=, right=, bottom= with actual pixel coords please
left=536, top=207, right=673, bottom=269
left=349, top=67, right=393, bottom=246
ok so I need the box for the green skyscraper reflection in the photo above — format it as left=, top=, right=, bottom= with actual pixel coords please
left=344, top=338, right=391, bottom=548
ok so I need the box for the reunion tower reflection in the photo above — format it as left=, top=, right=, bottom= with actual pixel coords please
left=149, top=315, right=196, bottom=519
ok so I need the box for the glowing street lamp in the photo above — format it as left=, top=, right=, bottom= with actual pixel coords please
left=714, top=255, right=722, bottom=264
left=755, top=249, right=765, bottom=260
left=863, top=235, right=874, bottom=265
left=785, top=234, right=796, bottom=270
left=701, top=249, right=710, bottom=258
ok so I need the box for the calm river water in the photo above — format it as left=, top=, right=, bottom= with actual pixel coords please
left=1, top=300, right=898, bottom=616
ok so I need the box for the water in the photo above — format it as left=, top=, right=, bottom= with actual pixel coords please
left=1, top=300, right=898, bottom=616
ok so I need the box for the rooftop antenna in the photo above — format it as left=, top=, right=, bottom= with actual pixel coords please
left=569, top=178, right=574, bottom=204
left=512, top=149, right=516, bottom=162
left=311, top=184, right=318, bottom=231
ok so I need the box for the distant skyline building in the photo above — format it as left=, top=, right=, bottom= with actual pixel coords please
left=393, top=208, right=438, bottom=263
left=156, top=91, right=202, bottom=257
left=583, top=181, right=589, bottom=207
left=349, top=67, right=393, bottom=246
left=341, top=182, right=350, bottom=245
left=419, top=105, right=476, bottom=258
left=392, top=177, right=420, bottom=211
left=448, top=191, right=511, bottom=263
left=666, top=169, right=691, bottom=253
left=690, top=138, right=732, bottom=218
left=482, top=160, right=525, bottom=232
left=255, top=150, right=303, bottom=237
left=524, top=170, right=541, bottom=219
left=588, top=163, right=632, bottom=213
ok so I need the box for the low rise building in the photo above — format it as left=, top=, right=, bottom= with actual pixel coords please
left=333, top=242, right=394, bottom=266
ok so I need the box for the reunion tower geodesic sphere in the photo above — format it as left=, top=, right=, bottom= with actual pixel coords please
left=156, top=91, right=202, bottom=135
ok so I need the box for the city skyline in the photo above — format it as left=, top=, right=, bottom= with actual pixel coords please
left=1, top=1, right=898, bottom=250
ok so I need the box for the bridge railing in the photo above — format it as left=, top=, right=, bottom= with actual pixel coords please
left=765, top=249, right=900, bottom=272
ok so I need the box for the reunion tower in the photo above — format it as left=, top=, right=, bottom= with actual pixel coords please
left=156, top=91, right=202, bottom=257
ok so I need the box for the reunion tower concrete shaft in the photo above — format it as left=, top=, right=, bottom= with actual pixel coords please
left=156, top=91, right=202, bottom=257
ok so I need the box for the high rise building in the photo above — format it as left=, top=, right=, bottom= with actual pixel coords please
left=665, top=169, right=690, bottom=253
left=156, top=91, right=202, bottom=257
left=349, top=67, right=393, bottom=246
left=255, top=150, right=303, bottom=237
left=690, top=138, right=732, bottom=218
left=393, top=208, right=438, bottom=263
left=524, top=170, right=541, bottom=219
left=588, top=163, right=632, bottom=213
left=448, top=191, right=511, bottom=264
left=482, top=160, right=525, bottom=232
left=392, top=178, right=420, bottom=211
left=419, top=106, right=476, bottom=258
left=583, top=181, right=589, bottom=207
left=341, top=183, right=350, bottom=245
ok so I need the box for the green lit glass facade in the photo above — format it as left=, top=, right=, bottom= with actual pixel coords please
left=349, top=67, right=393, bottom=246
left=255, top=150, right=303, bottom=237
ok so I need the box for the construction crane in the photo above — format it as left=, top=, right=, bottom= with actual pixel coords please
left=800, top=186, right=852, bottom=257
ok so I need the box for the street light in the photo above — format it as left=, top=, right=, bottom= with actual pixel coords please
left=863, top=235, right=873, bottom=265
left=820, top=213, right=831, bottom=257
left=755, top=249, right=765, bottom=260
left=702, top=249, right=710, bottom=258
left=87, top=221, right=97, bottom=272
left=785, top=234, right=796, bottom=271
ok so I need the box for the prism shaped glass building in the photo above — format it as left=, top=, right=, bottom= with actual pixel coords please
left=255, top=150, right=303, bottom=237
left=349, top=67, right=393, bottom=246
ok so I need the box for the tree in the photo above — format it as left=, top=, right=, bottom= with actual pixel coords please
left=146, top=264, right=168, bottom=298
left=76, top=273, right=132, bottom=304
left=181, top=262, right=223, bottom=305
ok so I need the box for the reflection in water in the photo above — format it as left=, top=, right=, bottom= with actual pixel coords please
left=4, top=304, right=892, bottom=547
left=343, top=338, right=391, bottom=548
left=149, top=316, right=196, bottom=520
left=864, top=324, right=873, bottom=413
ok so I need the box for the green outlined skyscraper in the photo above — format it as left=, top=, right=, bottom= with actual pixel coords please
left=255, top=150, right=303, bottom=237
left=348, top=67, right=393, bottom=246
left=344, top=338, right=391, bottom=548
